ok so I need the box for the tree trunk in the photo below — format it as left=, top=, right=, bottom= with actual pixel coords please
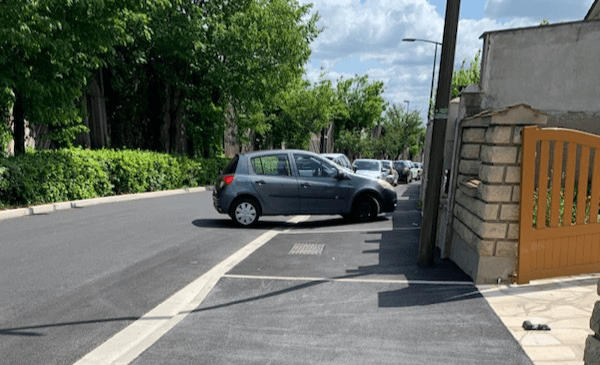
left=160, top=83, right=171, bottom=153
left=87, top=70, right=109, bottom=149
left=13, top=90, right=25, bottom=155
left=168, top=87, right=186, bottom=155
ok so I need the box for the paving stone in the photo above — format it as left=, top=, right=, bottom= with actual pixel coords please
left=523, top=345, right=577, bottom=361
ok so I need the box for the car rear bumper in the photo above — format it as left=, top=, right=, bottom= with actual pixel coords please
left=213, top=190, right=230, bottom=214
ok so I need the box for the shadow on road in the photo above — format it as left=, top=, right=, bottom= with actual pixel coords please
left=191, top=216, right=388, bottom=230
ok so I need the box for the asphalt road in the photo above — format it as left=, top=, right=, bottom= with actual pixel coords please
left=0, top=182, right=532, bottom=364
left=0, top=190, right=285, bottom=365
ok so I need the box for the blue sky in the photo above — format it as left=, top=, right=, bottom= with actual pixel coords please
left=299, top=0, right=596, bottom=122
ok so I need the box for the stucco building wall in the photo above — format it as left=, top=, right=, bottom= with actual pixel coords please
left=480, top=20, right=600, bottom=134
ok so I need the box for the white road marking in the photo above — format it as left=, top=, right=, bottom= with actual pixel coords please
left=281, top=227, right=419, bottom=234
left=74, top=216, right=310, bottom=365
left=222, top=274, right=474, bottom=286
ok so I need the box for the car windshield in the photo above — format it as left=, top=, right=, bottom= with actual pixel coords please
left=394, top=161, right=408, bottom=168
left=382, top=161, right=391, bottom=168
left=354, top=160, right=379, bottom=171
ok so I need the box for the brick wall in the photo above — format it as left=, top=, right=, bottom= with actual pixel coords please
left=448, top=104, right=548, bottom=284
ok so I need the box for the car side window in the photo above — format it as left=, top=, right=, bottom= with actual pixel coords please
left=294, top=154, right=337, bottom=178
left=251, top=154, right=291, bottom=176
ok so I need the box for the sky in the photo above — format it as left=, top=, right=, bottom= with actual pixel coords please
left=297, top=0, right=596, bottom=122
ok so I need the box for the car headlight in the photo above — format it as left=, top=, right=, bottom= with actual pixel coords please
left=377, top=179, right=393, bottom=190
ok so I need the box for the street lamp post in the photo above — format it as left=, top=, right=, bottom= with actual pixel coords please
left=405, top=0, right=461, bottom=267
left=403, top=37, right=442, bottom=204
left=402, top=38, right=442, bottom=120
left=404, top=100, right=410, bottom=112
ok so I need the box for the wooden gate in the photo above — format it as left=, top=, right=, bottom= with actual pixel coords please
left=518, top=126, right=600, bottom=284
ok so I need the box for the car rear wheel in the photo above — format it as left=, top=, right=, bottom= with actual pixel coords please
left=230, top=198, right=260, bottom=227
left=352, top=196, right=378, bottom=222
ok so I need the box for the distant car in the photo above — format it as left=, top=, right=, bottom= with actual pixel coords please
left=321, top=153, right=353, bottom=172
left=213, top=150, right=397, bottom=226
left=352, top=159, right=387, bottom=181
left=415, top=162, right=423, bottom=179
left=411, top=162, right=422, bottom=180
left=394, top=160, right=414, bottom=183
left=381, top=160, right=398, bottom=186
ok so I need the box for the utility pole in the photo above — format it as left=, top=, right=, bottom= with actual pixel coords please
left=418, top=0, right=460, bottom=266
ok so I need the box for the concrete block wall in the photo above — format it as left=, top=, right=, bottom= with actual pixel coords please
left=585, top=279, right=600, bottom=364
left=449, top=104, right=547, bottom=284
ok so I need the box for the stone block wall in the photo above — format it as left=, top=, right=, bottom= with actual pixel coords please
left=448, top=104, right=548, bottom=284
left=585, top=279, right=600, bottom=364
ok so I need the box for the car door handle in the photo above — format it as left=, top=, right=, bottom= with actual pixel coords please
left=255, top=180, right=266, bottom=185
left=300, top=183, right=310, bottom=188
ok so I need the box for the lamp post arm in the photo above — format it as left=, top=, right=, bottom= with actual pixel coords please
left=402, top=38, right=442, bottom=46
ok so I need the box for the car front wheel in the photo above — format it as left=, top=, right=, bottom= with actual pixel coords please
left=230, top=198, right=260, bottom=227
left=352, top=196, right=379, bottom=222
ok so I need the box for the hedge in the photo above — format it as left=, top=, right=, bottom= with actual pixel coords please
left=0, top=148, right=230, bottom=209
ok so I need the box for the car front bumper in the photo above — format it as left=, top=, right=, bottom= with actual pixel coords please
left=380, top=190, right=398, bottom=212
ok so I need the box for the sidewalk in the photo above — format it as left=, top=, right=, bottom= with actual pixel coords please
left=479, top=274, right=599, bottom=365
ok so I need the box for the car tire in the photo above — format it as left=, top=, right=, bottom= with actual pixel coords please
left=352, top=196, right=379, bottom=223
left=407, top=175, right=412, bottom=184
left=230, top=198, right=260, bottom=227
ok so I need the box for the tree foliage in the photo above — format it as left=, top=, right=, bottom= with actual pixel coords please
left=105, top=0, right=319, bottom=156
left=375, top=104, right=425, bottom=160
left=0, top=0, right=149, bottom=154
left=249, top=76, right=342, bottom=150
left=1, top=0, right=319, bottom=157
left=451, top=50, right=481, bottom=99
left=333, top=75, right=387, bottom=136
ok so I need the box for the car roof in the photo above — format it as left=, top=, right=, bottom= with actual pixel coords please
left=240, top=149, right=320, bottom=158
left=354, top=159, right=381, bottom=163
left=320, top=153, right=345, bottom=158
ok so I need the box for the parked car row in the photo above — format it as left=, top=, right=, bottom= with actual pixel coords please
left=322, top=155, right=422, bottom=186
left=393, top=160, right=422, bottom=183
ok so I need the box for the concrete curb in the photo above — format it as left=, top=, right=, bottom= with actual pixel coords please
left=0, top=186, right=210, bottom=222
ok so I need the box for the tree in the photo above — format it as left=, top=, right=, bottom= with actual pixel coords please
left=105, top=0, right=319, bottom=157
left=0, top=0, right=147, bottom=154
left=333, top=75, right=387, bottom=138
left=336, top=129, right=375, bottom=159
left=247, top=76, right=344, bottom=150
left=375, top=104, right=425, bottom=160
left=451, top=50, right=481, bottom=99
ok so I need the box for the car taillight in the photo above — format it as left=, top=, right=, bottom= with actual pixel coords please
left=222, top=175, right=234, bottom=186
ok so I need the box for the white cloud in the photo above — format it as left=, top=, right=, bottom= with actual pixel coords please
left=299, top=0, right=594, bottom=121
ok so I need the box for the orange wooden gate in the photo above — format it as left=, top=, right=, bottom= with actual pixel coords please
left=518, top=126, right=600, bottom=284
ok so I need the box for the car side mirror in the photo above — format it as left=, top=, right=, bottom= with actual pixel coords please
left=336, top=170, right=350, bottom=180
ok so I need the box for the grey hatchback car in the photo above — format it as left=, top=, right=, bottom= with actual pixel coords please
left=213, top=150, right=398, bottom=227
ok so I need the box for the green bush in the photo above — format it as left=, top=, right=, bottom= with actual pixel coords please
left=0, top=148, right=230, bottom=209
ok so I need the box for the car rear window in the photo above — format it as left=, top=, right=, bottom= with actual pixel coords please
left=222, top=155, right=239, bottom=174
left=354, top=160, right=379, bottom=171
